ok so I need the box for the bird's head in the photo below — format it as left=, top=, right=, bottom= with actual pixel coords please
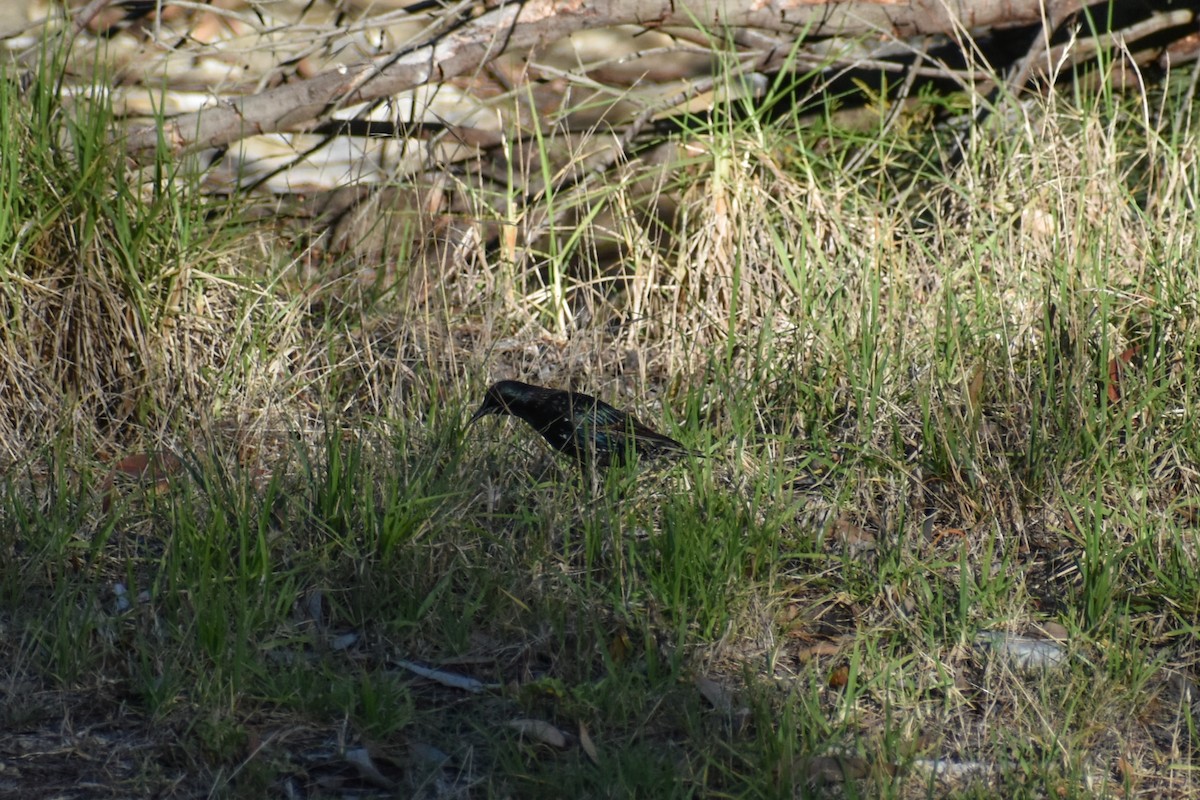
left=469, top=380, right=528, bottom=424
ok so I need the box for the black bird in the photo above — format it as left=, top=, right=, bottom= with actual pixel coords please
left=469, top=380, right=694, bottom=468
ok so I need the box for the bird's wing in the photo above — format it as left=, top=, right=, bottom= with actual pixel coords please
left=587, top=412, right=691, bottom=455
left=630, top=420, right=692, bottom=453
left=586, top=401, right=628, bottom=427
left=571, top=395, right=696, bottom=457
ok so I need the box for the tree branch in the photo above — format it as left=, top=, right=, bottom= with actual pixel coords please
left=124, top=0, right=1070, bottom=158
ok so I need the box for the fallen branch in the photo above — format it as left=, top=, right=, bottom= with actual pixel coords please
left=123, top=0, right=1077, bottom=159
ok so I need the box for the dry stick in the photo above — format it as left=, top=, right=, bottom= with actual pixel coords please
left=791, top=52, right=985, bottom=82
left=70, top=0, right=118, bottom=36
left=1045, top=8, right=1196, bottom=77
left=236, top=97, right=395, bottom=196
left=944, top=3, right=1189, bottom=173
left=0, top=0, right=110, bottom=43
left=843, top=38, right=928, bottom=175
left=496, top=51, right=776, bottom=263
left=123, top=0, right=1075, bottom=159
left=943, top=0, right=1083, bottom=170
left=530, top=44, right=724, bottom=87
left=233, top=1, right=483, bottom=194
left=449, top=37, right=743, bottom=243
left=1172, top=30, right=1200, bottom=138
left=124, top=0, right=534, bottom=155
left=743, top=22, right=984, bottom=83
left=509, top=33, right=954, bottom=275
left=0, top=0, right=124, bottom=98
left=1002, top=0, right=1083, bottom=98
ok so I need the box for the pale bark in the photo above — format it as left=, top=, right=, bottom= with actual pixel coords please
left=124, top=0, right=1078, bottom=158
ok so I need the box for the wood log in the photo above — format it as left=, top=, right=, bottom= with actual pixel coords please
left=123, top=0, right=1084, bottom=158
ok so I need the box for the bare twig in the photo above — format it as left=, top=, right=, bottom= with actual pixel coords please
left=1003, top=0, right=1084, bottom=97
left=123, top=0, right=1073, bottom=159
left=844, top=38, right=927, bottom=174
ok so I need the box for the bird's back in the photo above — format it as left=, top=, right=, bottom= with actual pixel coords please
left=474, top=381, right=694, bottom=469
left=561, top=392, right=691, bottom=467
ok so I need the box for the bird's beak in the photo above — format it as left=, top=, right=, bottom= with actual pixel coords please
left=468, top=405, right=490, bottom=425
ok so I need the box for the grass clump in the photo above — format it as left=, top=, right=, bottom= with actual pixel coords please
left=0, top=47, right=310, bottom=463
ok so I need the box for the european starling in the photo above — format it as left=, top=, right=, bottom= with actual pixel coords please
left=469, top=380, right=694, bottom=468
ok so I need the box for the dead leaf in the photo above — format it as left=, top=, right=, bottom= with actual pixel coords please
left=1116, top=753, right=1134, bottom=785
left=828, top=664, right=849, bottom=689
left=1106, top=346, right=1137, bottom=404
left=303, top=590, right=326, bottom=627
left=508, top=719, right=567, bottom=748
left=795, top=637, right=848, bottom=662
left=695, top=675, right=733, bottom=713
left=1174, top=496, right=1200, bottom=526
left=394, top=659, right=499, bottom=693
left=797, top=755, right=872, bottom=785
left=100, top=451, right=184, bottom=512
left=329, top=632, right=359, bottom=651
left=966, top=363, right=985, bottom=415
left=578, top=723, right=599, bottom=765
left=1033, top=621, right=1069, bottom=641
left=929, top=527, right=966, bottom=547
left=831, top=514, right=875, bottom=550
left=113, top=583, right=131, bottom=612
left=608, top=629, right=632, bottom=664
left=975, top=631, right=1067, bottom=672
left=112, top=451, right=182, bottom=481
left=344, top=747, right=396, bottom=789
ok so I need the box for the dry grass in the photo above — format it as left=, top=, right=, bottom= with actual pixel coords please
left=0, top=21, right=1198, bottom=800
